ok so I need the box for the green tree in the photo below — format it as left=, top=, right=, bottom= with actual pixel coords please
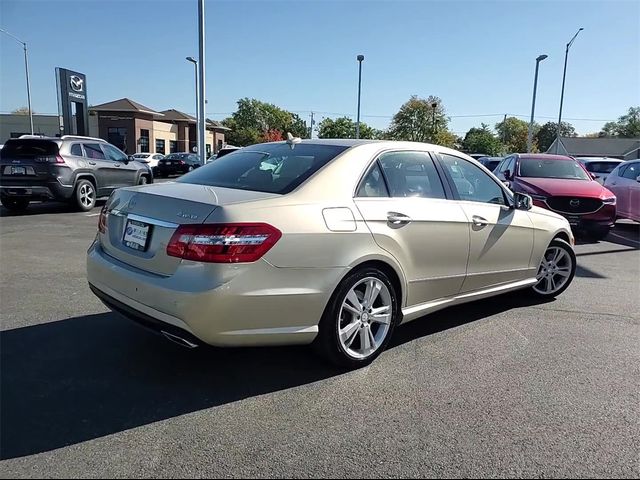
left=316, top=116, right=377, bottom=139
left=221, top=98, right=308, bottom=146
left=462, top=123, right=504, bottom=155
left=600, top=107, right=640, bottom=138
left=535, top=121, right=576, bottom=152
left=495, top=117, right=533, bottom=153
left=388, top=95, right=449, bottom=142
left=11, top=107, right=35, bottom=115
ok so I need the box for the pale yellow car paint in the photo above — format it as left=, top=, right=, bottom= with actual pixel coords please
left=87, top=140, right=574, bottom=347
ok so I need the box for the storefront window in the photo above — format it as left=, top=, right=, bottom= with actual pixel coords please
left=139, top=129, right=150, bottom=153
left=155, top=139, right=165, bottom=155
left=170, top=140, right=178, bottom=153
left=107, top=127, right=127, bottom=152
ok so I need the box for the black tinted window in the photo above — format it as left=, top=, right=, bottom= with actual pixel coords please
left=378, top=151, right=446, bottom=199
left=2, top=139, right=59, bottom=157
left=440, top=154, right=506, bottom=205
left=583, top=162, right=621, bottom=174
left=357, top=163, right=389, bottom=197
left=178, top=143, right=348, bottom=194
left=82, top=143, right=105, bottom=160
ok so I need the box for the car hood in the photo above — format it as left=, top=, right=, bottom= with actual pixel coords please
left=516, top=177, right=611, bottom=198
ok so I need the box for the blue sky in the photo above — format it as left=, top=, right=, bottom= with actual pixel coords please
left=1, top=0, right=638, bottom=136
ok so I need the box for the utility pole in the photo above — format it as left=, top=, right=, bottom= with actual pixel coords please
left=1, top=29, right=33, bottom=134
left=197, top=0, right=206, bottom=163
left=356, top=55, right=364, bottom=139
left=556, top=28, right=584, bottom=153
left=309, top=111, right=314, bottom=139
left=502, top=114, right=507, bottom=144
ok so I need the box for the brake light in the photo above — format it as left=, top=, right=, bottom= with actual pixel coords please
left=55, top=155, right=65, bottom=164
left=167, top=223, right=282, bottom=263
left=179, top=160, right=185, bottom=165
left=98, top=204, right=108, bottom=233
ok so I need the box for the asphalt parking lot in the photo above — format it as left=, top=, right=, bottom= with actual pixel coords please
left=1, top=197, right=639, bottom=478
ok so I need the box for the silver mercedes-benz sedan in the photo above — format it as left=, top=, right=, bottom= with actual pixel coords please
left=87, top=139, right=576, bottom=368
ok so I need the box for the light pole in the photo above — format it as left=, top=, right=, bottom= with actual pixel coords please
left=431, top=101, right=438, bottom=137
left=555, top=27, right=583, bottom=153
left=186, top=56, right=200, bottom=157
left=527, top=54, right=548, bottom=153
left=197, top=0, right=206, bottom=163
left=356, top=54, right=364, bottom=139
left=1, top=28, right=33, bottom=134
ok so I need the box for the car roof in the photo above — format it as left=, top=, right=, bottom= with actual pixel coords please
left=575, top=157, right=622, bottom=163
left=517, top=153, right=575, bottom=161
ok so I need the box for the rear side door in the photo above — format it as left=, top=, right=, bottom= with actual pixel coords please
left=102, top=143, right=138, bottom=187
left=81, top=142, right=114, bottom=194
left=437, top=153, right=535, bottom=292
left=608, top=161, right=640, bottom=219
left=353, top=150, right=470, bottom=307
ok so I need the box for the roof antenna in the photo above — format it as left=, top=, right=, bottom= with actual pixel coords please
left=286, top=132, right=301, bottom=149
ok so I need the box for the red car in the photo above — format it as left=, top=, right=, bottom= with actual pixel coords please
left=494, top=154, right=616, bottom=239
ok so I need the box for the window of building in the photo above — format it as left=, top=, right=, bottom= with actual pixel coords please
left=217, top=139, right=223, bottom=151
left=155, top=139, right=165, bottom=155
left=170, top=140, right=178, bottom=153
left=107, top=127, right=127, bottom=152
left=139, top=129, right=150, bottom=153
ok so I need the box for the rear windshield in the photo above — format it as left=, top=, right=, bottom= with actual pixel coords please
left=165, top=154, right=190, bottom=160
left=582, top=161, right=620, bottom=174
left=519, top=158, right=590, bottom=180
left=1, top=139, right=59, bottom=157
left=177, top=143, right=349, bottom=194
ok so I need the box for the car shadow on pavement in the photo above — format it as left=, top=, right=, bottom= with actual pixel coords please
left=0, top=292, right=552, bottom=460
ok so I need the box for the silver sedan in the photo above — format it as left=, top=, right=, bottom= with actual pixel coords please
left=87, top=139, right=576, bottom=368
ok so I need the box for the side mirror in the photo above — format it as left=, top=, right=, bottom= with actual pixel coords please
left=514, top=192, right=532, bottom=210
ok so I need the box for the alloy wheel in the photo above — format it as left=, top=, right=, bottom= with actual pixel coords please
left=533, top=246, right=573, bottom=295
left=79, top=183, right=94, bottom=208
left=338, top=277, right=392, bottom=359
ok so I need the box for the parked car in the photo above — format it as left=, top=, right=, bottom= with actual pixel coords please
left=156, top=153, right=202, bottom=177
left=87, top=139, right=576, bottom=368
left=131, top=153, right=165, bottom=171
left=477, top=156, right=503, bottom=172
left=468, top=153, right=490, bottom=161
left=494, top=153, right=616, bottom=239
left=206, top=146, right=241, bottom=163
left=604, top=160, right=640, bottom=222
left=575, top=157, right=624, bottom=185
left=0, top=135, right=152, bottom=212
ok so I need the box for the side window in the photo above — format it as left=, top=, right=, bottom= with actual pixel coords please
left=621, top=162, right=640, bottom=180
left=378, top=151, right=446, bottom=199
left=498, top=155, right=515, bottom=174
left=102, top=144, right=128, bottom=162
left=440, top=154, right=506, bottom=205
left=70, top=143, right=83, bottom=156
left=356, top=163, right=389, bottom=197
left=83, top=143, right=106, bottom=160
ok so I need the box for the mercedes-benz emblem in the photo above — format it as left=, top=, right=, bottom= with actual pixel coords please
left=70, top=75, right=84, bottom=92
left=569, top=199, right=580, bottom=208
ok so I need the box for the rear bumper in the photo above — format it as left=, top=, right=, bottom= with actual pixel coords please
left=0, top=179, right=74, bottom=200
left=87, top=240, right=345, bottom=347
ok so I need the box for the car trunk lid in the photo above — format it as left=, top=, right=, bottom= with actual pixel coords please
left=100, top=182, right=278, bottom=276
left=0, top=139, right=62, bottom=183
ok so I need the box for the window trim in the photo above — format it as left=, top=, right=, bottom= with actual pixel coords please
left=353, top=149, right=451, bottom=200
left=434, top=152, right=514, bottom=207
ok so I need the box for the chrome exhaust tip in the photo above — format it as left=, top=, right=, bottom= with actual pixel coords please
left=161, top=330, right=199, bottom=349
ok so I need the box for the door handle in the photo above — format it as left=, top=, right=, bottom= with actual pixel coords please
left=472, top=215, right=488, bottom=227
left=88, top=161, right=96, bottom=166
left=387, top=212, right=412, bottom=225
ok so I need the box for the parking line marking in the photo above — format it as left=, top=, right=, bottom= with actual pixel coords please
left=86, top=213, right=100, bottom=217
left=609, top=232, right=640, bottom=246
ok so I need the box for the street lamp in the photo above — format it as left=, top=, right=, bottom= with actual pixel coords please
left=186, top=56, right=200, bottom=157
left=431, top=101, right=438, bottom=136
left=555, top=27, right=583, bottom=153
left=0, top=28, right=33, bottom=134
left=356, top=54, right=364, bottom=139
left=527, top=54, right=548, bottom=153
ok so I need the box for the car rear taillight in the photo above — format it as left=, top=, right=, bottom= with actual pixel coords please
left=167, top=223, right=282, bottom=263
left=55, top=155, right=65, bottom=164
left=179, top=160, right=185, bottom=165
left=98, top=204, right=108, bottom=233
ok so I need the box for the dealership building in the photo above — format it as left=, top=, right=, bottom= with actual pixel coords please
left=0, top=97, right=229, bottom=156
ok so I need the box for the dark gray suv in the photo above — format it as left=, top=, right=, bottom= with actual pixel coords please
left=0, top=135, right=153, bottom=212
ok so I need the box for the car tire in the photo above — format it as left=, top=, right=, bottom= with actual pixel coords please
left=0, top=197, right=30, bottom=212
left=74, top=179, right=96, bottom=212
left=139, top=175, right=149, bottom=185
left=529, top=238, right=576, bottom=299
left=187, top=166, right=194, bottom=172
left=315, top=266, right=399, bottom=369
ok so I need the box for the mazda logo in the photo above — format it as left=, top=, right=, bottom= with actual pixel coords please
left=70, top=75, right=84, bottom=92
left=569, top=199, right=580, bottom=207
